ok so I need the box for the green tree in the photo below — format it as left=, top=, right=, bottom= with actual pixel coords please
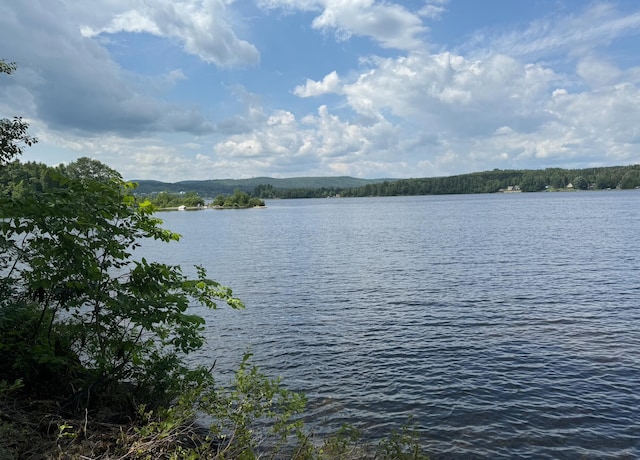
left=213, top=193, right=226, bottom=206
left=573, top=175, right=589, bottom=190
left=619, top=168, right=640, bottom=189
left=1, top=60, right=37, bottom=165
left=58, top=156, right=122, bottom=182
left=181, top=190, right=205, bottom=207
left=213, top=189, right=265, bottom=208
left=142, top=190, right=206, bottom=208
left=0, top=172, right=245, bottom=404
left=519, top=173, right=546, bottom=192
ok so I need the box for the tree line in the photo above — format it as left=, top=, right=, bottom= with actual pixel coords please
left=139, top=190, right=206, bottom=208
left=251, top=165, right=640, bottom=199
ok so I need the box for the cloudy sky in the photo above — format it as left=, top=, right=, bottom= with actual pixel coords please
left=1, top=1, right=639, bottom=181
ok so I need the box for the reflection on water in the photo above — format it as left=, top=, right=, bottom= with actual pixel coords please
left=141, top=192, right=640, bottom=459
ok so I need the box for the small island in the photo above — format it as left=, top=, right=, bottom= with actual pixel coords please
left=139, top=190, right=207, bottom=211
left=137, top=189, right=265, bottom=210
left=212, top=189, right=266, bottom=209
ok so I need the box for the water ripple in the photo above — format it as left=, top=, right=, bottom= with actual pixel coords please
left=143, top=193, right=640, bottom=458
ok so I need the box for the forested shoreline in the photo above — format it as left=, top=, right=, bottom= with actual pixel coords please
left=252, top=165, right=640, bottom=199
left=132, top=164, right=640, bottom=200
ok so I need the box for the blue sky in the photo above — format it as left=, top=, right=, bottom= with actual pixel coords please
left=1, top=0, right=639, bottom=182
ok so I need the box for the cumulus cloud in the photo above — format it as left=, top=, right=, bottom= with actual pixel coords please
left=212, top=88, right=267, bottom=135
left=80, top=0, right=259, bottom=67
left=446, top=79, right=640, bottom=171
left=0, top=0, right=215, bottom=137
left=293, top=71, right=341, bottom=97
left=117, top=40, right=640, bottom=180
left=165, top=69, right=188, bottom=84
left=576, top=56, right=622, bottom=87
left=259, top=0, right=427, bottom=50
left=340, top=52, right=559, bottom=136
left=212, top=104, right=405, bottom=177
left=26, top=128, right=192, bottom=181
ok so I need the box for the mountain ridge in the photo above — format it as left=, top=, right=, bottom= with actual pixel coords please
left=131, top=176, right=392, bottom=196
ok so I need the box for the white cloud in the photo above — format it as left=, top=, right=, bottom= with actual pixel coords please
left=212, top=104, right=405, bottom=177
left=259, top=0, right=427, bottom=50
left=576, top=56, right=622, bottom=87
left=81, top=10, right=161, bottom=36
left=293, top=71, right=341, bottom=97
left=341, top=52, right=559, bottom=136
left=419, top=0, right=449, bottom=20
left=0, top=1, right=216, bottom=136
left=165, top=69, right=188, bottom=84
left=80, top=0, right=259, bottom=67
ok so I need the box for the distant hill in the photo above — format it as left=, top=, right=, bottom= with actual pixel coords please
left=131, top=176, right=391, bottom=197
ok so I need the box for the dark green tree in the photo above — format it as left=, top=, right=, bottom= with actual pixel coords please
left=213, top=189, right=265, bottom=208
left=619, top=168, right=640, bottom=189
left=0, top=172, right=245, bottom=404
left=573, top=175, right=589, bottom=190
left=58, top=156, right=122, bottom=182
left=0, top=61, right=37, bottom=165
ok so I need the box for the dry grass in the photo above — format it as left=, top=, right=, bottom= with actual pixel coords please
left=0, top=394, right=212, bottom=460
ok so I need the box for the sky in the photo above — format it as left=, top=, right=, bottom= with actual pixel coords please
left=1, top=1, right=639, bottom=182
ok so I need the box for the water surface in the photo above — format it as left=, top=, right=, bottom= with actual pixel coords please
left=142, top=192, right=640, bottom=459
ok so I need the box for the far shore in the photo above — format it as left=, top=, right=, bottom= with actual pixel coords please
left=156, top=206, right=207, bottom=211
left=156, top=205, right=267, bottom=211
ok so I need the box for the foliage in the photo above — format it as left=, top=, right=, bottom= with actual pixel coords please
left=375, top=420, right=425, bottom=460
left=0, top=162, right=245, bottom=406
left=0, top=60, right=17, bottom=74
left=212, top=189, right=265, bottom=208
left=140, top=190, right=206, bottom=209
left=0, top=160, right=61, bottom=198
left=125, top=352, right=309, bottom=459
left=572, top=175, right=589, bottom=190
left=339, top=165, right=640, bottom=197
left=1, top=61, right=38, bottom=165
left=0, top=117, right=37, bottom=165
left=58, top=156, right=122, bottom=182
left=133, top=176, right=387, bottom=197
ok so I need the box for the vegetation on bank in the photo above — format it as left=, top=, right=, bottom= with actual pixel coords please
left=212, top=189, right=265, bottom=208
left=337, top=166, right=640, bottom=197
left=251, top=166, right=640, bottom=199
left=143, top=190, right=206, bottom=209
left=1, top=60, right=428, bottom=459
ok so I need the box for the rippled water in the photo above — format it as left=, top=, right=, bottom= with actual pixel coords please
left=142, top=192, right=640, bottom=459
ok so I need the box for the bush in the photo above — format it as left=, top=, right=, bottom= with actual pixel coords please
left=0, top=170, right=245, bottom=408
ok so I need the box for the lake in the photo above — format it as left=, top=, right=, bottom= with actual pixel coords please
left=141, top=192, right=640, bottom=459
